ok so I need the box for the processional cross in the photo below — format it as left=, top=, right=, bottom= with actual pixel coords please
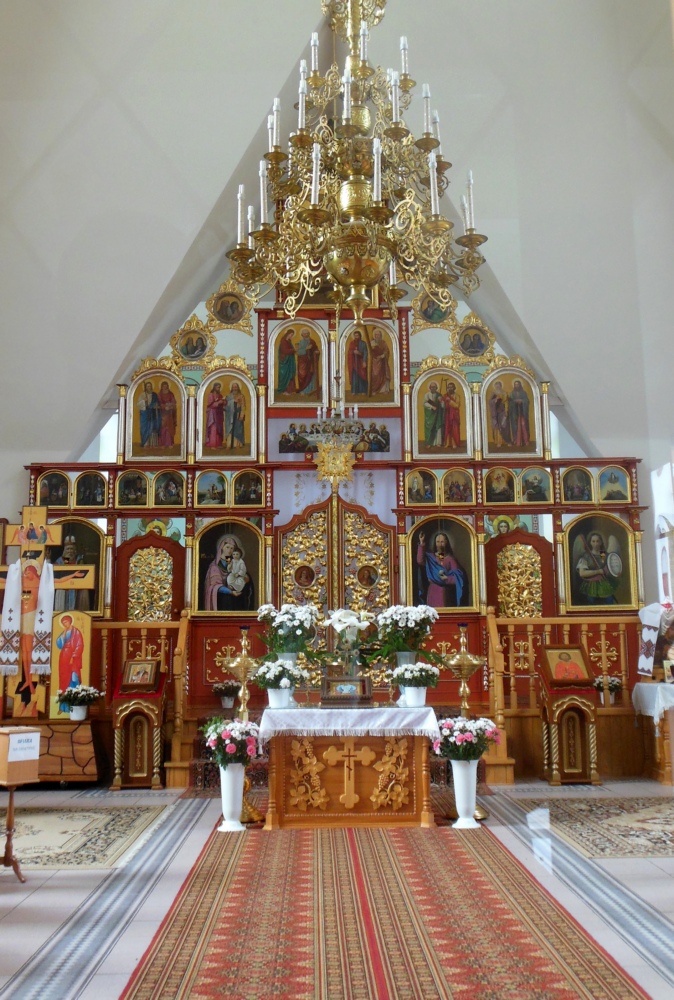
left=324, top=737, right=376, bottom=808
left=0, top=506, right=95, bottom=717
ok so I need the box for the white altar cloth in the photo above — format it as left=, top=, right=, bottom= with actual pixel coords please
left=259, top=707, right=440, bottom=741
left=632, top=682, right=674, bottom=725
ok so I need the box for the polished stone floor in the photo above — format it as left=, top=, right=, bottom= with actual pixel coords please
left=1, top=779, right=673, bottom=999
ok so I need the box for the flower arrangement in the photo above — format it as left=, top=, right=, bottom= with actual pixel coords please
left=375, top=604, right=439, bottom=656
left=257, top=603, right=321, bottom=655
left=56, top=685, right=102, bottom=707
left=251, top=659, right=311, bottom=690
left=202, top=718, right=263, bottom=769
left=592, top=675, right=622, bottom=694
left=433, top=717, right=501, bottom=761
left=212, top=680, right=240, bottom=698
left=390, top=661, right=440, bottom=689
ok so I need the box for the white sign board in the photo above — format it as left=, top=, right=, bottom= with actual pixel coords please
left=7, top=731, right=41, bottom=762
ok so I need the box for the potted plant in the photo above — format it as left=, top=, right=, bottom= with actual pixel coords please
left=374, top=604, right=439, bottom=665
left=56, top=685, right=102, bottom=721
left=390, top=660, right=440, bottom=707
left=202, top=717, right=263, bottom=832
left=213, top=680, right=240, bottom=709
left=593, top=675, right=622, bottom=705
left=433, top=717, right=501, bottom=828
left=251, top=659, right=311, bottom=709
left=257, top=603, right=321, bottom=660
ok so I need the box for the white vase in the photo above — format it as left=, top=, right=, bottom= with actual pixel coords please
left=279, top=652, right=298, bottom=665
left=450, top=759, right=480, bottom=829
left=220, top=696, right=235, bottom=709
left=218, top=763, right=246, bottom=832
left=396, top=651, right=417, bottom=666
left=402, top=685, right=427, bottom=707
left=268, top=687, right=293, bottom=709
left=599, top=691, right=616, bottom=706
left=69, top=705, right=88, bottom=721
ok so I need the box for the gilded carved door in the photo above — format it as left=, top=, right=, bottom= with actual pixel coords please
left=278, top=496, right=393, bottom=613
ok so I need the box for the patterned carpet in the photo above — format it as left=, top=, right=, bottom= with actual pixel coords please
left=121, top=825, right=647, bottom=1000
left=0, top=805, right=167, bottom=868
left=516, top=797, right=674, bottom=858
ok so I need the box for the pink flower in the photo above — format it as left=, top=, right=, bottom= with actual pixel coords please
left=221, top=730, right=232, bottom=739
left=206, top=737, right=217, bottom=748
left=225, top=743, right=237, bottom=754
left=246, top=744, right=257, bottom=756
left=464, top=732, right=475, bottom=742
left=432, top=739, right=441, bottom=753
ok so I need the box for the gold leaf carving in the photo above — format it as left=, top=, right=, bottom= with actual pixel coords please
left=371, top=738, right=410, bottom=810
left=281, top=510, right=328, bottom=610
left=343, top=510, right=390, bottom=614
left=289, top=738, right=329, bottom=811
left=128, top=547, right=173, bottom=622
left=496, top=543, right=542, bottom=617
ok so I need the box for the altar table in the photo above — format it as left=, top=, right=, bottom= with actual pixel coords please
left=259, top=707, right=441, bottom=830
left=632, top=683, right=674, bottom=784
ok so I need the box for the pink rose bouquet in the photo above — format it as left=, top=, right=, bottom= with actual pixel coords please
left=433, top=716, right=500, bottom=761
left=201, top=717, right=263, bottom=769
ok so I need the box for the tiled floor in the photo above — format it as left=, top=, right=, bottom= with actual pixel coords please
left=0, top=780, right=673, bottom=999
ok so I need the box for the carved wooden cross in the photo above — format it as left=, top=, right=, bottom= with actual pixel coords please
left=0, top=506, right=96, bottom=717
left=324, top=737, right=376, bottom=808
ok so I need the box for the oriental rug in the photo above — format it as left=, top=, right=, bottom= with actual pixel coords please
left=517, top=796, right=674, bottom=858
left=121, top=825, right=647, bottom=1000
left=0, top=804, right=167, bottom=868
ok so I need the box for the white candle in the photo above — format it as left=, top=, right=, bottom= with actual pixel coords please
left=389, top=258, right=396, bottom=286
left=422, top=84, right=432, bottom=134
left=267, top=114, right=274, bottom=153
left=432, top=109, right=442, bottom=155
left=354, top=404, right=359, bottom=420
left=300, top=59, right=307, bottom=80
left=247, top=205, right=255, bottom=249
left=360, top=21, right=368, bottom=62
left=259, top=160, right=268, bottom=226
left=460, top=194, right=469, bottom=233
left=373, top=137, right=382, bottom=202
left=343, top=67, right=352, bottom=120
left=400, top=36, right=409, bottom=76
left=272, top=98, right=281, bottom=148
left=466, top=169, right=474, bottom=229
left=311, top=142, right=321, bottom=205
left=428, top=152, right=439, bottom=215
left=311, top=32, right=319, bottom=72
left=391, top=71, right=400, bottom=124
left=298, top=77, right=307, bottom=130
left=237, top=184, right=245, bottom=245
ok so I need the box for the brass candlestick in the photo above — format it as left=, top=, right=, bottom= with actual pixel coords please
left=444, top=624, right=485, bottom=718
left=443, top=624, right=488, bottom=821
left=216, top=628, right=263, bottom=824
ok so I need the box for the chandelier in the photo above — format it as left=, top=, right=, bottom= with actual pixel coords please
left=313, top=372, right=362, bottom=488
left=226, top=0, right=488, bottom=327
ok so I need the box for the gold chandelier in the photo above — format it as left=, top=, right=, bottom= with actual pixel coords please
left=226, top=0, right=488, bottom=327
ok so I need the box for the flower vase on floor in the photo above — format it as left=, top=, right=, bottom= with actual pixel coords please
left=268, top=687, right=293, bottom=709
left=450, top=759, right=480, bottom=829
left=69, top=705, right=88, bottom=722
left=402, top=686, right=427, bottom=707
left=218, top=764, right=246, bottom=832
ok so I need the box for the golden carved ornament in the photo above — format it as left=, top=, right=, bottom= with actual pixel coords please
left=128, top=547, right=174, bottom=622
left=314, top=442, right=357, bottom=488
left=343, top=509, right=390, bottom=613
left=168, top=315, right=216, bottom=368
left=415, top=354, right=466, bottom=376
left=370, top=738, right=410, bottom=810
left=450, top=311, right=497, bottom=364
left=205, top=277, right=255, bottom=335
left=481, top=354, right=536, bottom=381
left=203, top=354, right=253, bottom=378
left=410, top=289, right=459, bottom=337
left=131, top=356, right=184, bottom=382
left=289, top=738, right=330, bottom=811
left=496, top=543, right=543, bottom=618
left=322, top=0, right=386, bottom=42
left=281, top=509, right=329, bottom=609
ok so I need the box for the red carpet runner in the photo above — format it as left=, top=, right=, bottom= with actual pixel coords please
left=122, top=826, right=647, bottom=999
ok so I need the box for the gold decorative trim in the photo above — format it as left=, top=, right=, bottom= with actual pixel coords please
left=289, top=738, right=329, bottom=811
left=370, top=738, right=410, bottom=810
left=202, top=354, right=253, bottom=378
left=415, top=354, right=465, bottom=376
left=481, top=354, right=536, bottom=380
left=205, top=277, right=255, bottom=335
left=131, top=356, right=184, bottom=381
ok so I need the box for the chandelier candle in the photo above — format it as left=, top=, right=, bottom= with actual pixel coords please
left=391, top=71, right=400, bottom=124
left=259, top=160, right=268, bottom=225
left=247, top=206, right=255, bottom=250
left=360, top=22, right=368, bottom=62
left=237, top=184, right=245, bottom=245
left=272, top=98, right=281, bottom=149
left=400, top=36, right=409, bottom=76
left=298, top=78, right=307, bottom=131
left=466, top=170, right=475, bottom=229
left=432, top=110, right=442, bottom=155
left=343, top=68, right=352, bottom=121
left=310, top=31, right=319, bottom=73
left=428, top=152, right=440, bottom=216
left=311, top=143, right=321, bottom=205
left=422, top=83, right=432, bottom=135
left=373, top=138, right=382, bottom=202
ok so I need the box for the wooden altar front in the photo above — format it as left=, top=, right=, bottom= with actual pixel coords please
left=260, top=708, right=439, bottom=830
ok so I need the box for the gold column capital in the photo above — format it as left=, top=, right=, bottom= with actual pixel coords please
left=117, top=384, right=128, bottom=398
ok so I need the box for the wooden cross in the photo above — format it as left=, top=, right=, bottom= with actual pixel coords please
left=323, top=737, right=376, bottom=808
left=0, top=506, right=96, bottom=718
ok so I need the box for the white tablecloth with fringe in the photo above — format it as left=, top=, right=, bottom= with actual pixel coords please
left=258, top=707, right=440, bottom=742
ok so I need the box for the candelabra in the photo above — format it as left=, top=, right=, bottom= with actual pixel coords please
left=226, top=0, right=487, bottom=329
left=313, top=372, right=362, bottom=488
left=444, top=624, right=486, bottom=719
